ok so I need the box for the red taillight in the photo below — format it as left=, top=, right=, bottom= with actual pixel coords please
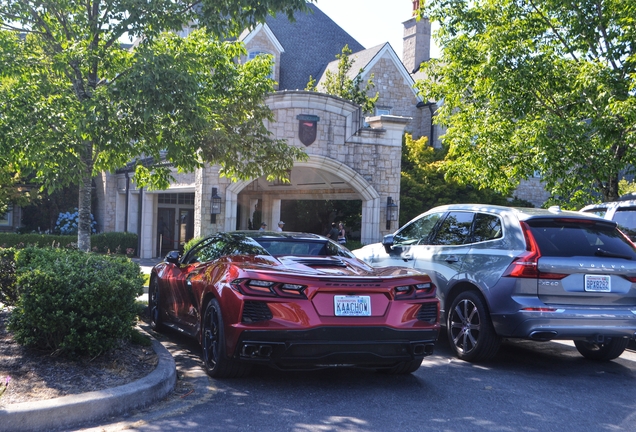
left=503, top=221, right=566, bottom=279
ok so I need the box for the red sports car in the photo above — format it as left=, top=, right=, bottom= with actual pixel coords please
left=149, top=231, right=439, bottom=378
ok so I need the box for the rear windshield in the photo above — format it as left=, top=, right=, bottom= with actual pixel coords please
left=526, top=219, right=636, bottom=259
left=254, top=239, right=355, bottom=258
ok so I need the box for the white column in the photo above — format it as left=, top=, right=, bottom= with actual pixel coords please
left=139, top=192, right=156, bottom=259
left=272, top=199, right=282, bottom=228
left=360, top=197, right=382, bottom=244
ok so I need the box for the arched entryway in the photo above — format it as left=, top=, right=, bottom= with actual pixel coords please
left=223, top=155, right=382, bottom=244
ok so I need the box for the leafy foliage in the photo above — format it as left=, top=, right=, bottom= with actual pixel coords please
left=400, top=134, right=532, bottom=225
left=306, top=45, right=379, bottom=114
left=416, top=0, right=636, bottom=208
left=0, top=0, right=310, bottom=251
left=7, top=247, right=144, bottom=357
left=0, top=248, right=17, bottom=306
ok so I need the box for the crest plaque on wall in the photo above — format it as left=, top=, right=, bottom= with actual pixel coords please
left=297, top=114, right=320, bottom=146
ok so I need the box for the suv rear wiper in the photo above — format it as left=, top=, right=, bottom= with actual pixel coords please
left=595, top=248, right=633, bottom=260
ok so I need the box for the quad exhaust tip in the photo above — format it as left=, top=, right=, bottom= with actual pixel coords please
left=413, top=343, right=435, bottom=356
left=241, top=343, right=273, bottom=358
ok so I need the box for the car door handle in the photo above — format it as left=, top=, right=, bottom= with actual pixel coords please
left=445, top=256, right=459, bottom=263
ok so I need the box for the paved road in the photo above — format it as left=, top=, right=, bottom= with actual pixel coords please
left=79, top=331, right=636, bottom=432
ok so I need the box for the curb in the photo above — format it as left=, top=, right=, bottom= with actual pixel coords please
left=0, top=337, right=176, bottom=432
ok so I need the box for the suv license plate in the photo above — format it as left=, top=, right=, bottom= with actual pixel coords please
left=334, top=295, right=371, bottom=316
left=585, top=274, right=611, bottom=292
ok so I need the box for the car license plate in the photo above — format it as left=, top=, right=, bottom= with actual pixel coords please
left=334, top=295, right=371, bottom=316
left=585, top=274, right=611, bottom=292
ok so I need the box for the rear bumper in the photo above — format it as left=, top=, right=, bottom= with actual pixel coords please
left=233, top=326, right=439, bottom=370
left=491, top=308, right=636, bottom=340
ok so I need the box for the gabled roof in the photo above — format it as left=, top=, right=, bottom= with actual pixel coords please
left=239, top=23, right=285, bottom=54
left=263, top=3, right=365, bottom=91
left=317, top=43, right=422, bottom=102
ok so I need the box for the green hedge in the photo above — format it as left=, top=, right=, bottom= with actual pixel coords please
left=7, top=247, right=144, bottom=358
left=0, top=232, right=138, bottom=256
left=90, top=232, right=138, bottom=255
left=0, top=248, right=17, bottom=306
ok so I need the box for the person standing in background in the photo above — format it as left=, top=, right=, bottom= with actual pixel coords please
left=337, top=222, right=346, bottom=244
left=276, top=221, right=285, bottom=232
left=327, top=222, right=339, bottom=240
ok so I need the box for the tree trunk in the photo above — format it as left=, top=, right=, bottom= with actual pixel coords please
left=603, top=174, right=620, bottom=202
left=77, top=142, right=94, bottom=252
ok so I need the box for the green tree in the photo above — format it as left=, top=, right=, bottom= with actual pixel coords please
left=0, top=0, right=309, bottom=251
left=400, top=134, right=531, bottom=225
left=306, top=44, right=379, bottom=114
left=416, top=0, right=636, bottom=208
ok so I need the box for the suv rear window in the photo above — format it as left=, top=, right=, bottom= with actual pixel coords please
left=526, top=219, right=636, bottom=259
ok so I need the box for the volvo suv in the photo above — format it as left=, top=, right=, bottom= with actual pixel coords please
left=353, top=204, right=636, bottom=362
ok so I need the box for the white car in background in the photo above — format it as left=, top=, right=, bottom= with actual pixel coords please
left=580, top=195, right=636, bottom=241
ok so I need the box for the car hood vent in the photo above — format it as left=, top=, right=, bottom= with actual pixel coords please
left=289, top=257, right=348, bottom=268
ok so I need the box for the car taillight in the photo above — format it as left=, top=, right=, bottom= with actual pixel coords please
left=230, top=278, right=307, bottom=298
left=394, top=282, right=435, bottom=299
left=503, top=221, right=567, bottom=279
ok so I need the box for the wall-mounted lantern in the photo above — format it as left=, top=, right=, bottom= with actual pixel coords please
left=386, top=197, right=398, bottom=231
left=211, top=187, right=222, bottom=223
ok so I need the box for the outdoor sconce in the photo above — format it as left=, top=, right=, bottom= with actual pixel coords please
left=211, top=187, right=222, bottom=223
left=386, top=197, right=398, bottom=231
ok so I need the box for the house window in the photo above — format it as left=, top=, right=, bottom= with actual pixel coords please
left=376, top=107, right=392, bottom=116
left=247, top=51, right=274, bottom=79
left=158, top=193, right=195, bottom=205
left=0, top=206, right=12, bottom=226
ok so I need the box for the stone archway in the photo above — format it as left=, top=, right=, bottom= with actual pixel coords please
left=223, top=155, right=382, bottom=244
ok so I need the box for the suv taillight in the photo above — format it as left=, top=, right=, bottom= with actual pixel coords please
left=503, top=221, right=566, bottom=279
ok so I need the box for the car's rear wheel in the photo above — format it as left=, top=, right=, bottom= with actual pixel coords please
left=574, top=337, right=629, bottom=361
left=202, top=299, right=251, bottom=378
left=447, top=291, right=501, bottom=362
left=149, top=277, right=164, bottom=332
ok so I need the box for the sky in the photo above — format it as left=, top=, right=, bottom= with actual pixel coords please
left=313, top=0, right=440, bottom=59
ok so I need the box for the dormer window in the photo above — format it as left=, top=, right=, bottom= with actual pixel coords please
left=247, top=51, right=274, bottom=80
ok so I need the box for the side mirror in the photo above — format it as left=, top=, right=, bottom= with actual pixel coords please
left=165, top=250, right=180, bottom=264
left=382, top=234, right=395, bottom=254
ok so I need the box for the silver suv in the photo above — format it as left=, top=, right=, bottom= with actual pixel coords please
left=353, top=204, right=636, bottom=362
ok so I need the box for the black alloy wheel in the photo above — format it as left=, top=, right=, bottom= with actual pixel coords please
left=201, top=299, right=251, bottom=378
left=149, top=277, right=164, bottom=332
left=447, top=291, right=501, bottom=362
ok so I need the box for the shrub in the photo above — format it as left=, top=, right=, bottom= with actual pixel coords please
left=8, top=247, right=144, bottom=358
left=0, top=232, right=138, bottom=256
left=90, top=232, right=138, bottom=256
left=0, top=233, right=77, bottom=249
left=54, top=209, right=97, bottom=235
left=0, top=248, right=18, bottom=306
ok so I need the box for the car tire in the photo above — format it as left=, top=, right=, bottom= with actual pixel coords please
left=202, top=299, right=251, bottom=378
left=574, top=338, right=629, bottom=361
left=149, top=276, right=164, bottom=332
left=447, top=291, right=501, bottom=362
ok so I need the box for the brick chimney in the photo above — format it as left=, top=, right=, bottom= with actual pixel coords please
left=402, top=1, right=431, bottom=74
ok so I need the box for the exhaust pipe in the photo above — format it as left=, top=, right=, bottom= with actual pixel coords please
left=241, top=343, right=273, bottom=358
left=412, top=343, right=435, bottom=356
left=529, top=331, right=558, bottom=341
